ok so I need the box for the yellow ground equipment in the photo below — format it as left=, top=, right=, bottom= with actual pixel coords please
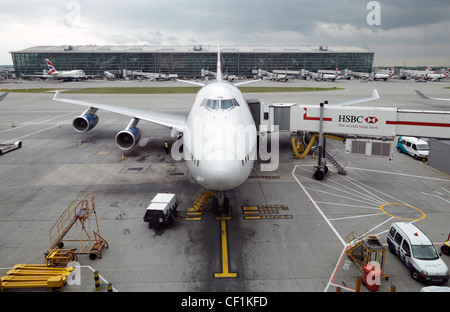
left=186, top=190, right=215, bottom=219
left=0, top=264, right=73, bottom=292
left=291, top=133, right=317, bottom=159
left=346, top=231, right=389, bottom=281
left=45, top=249, right=78, bottom=267
left=47, top=193, right=108, bottom=260
left=291, top=133, right=345, bottom=159
left=442, top=233, right=450, bottom=256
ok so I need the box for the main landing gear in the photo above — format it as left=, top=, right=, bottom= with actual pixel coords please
left=313, top=164, right=329, bottom=181
left=211, top=191, right=231, bottom=215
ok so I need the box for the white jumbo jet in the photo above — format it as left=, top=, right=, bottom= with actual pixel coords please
left=23, top=59, right=86, bottom=81
left=53, top=40, right=379, bottom=212
left=45, top=59, right=86, bottom=80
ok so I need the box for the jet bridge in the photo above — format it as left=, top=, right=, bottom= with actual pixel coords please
left=249, top=100, right=450, bottom=179
left=289, top=104, right=450, bottom=139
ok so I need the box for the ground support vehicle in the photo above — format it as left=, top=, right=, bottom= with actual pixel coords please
left=143, top=193, right=178, bottom=229
left=0, top=141, right=22, bottom=155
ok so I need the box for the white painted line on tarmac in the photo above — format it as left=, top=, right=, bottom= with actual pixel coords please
left=4, top=116, right=75, bottom=143
left=304, top=187, right=384, bottom=206
left=315, top=202, right=380, bottom=210
left=347, top=167, right=450, bottom=182
left=328, top=212, right=386, bottom=221
left=80, top=265, right=118, bottom=292
left=338, top=174, right=389, bottom=204
left=291, top=165, right=345, bottom=246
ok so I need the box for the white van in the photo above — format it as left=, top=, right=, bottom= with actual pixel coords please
left=396, top=136, right=429, bottom=160
left=387, top=222, right=449, bottom=284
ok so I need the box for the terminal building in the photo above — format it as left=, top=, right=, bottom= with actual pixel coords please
left=11, top=44, right=374, bottom=79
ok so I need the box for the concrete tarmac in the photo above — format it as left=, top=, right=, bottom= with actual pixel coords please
left=0, top=78, right=449, bottom=294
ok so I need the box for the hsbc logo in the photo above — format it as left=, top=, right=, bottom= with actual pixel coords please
left=365, top=116, right=378, bottom=124
left=339, top=115, right=379, bottom=124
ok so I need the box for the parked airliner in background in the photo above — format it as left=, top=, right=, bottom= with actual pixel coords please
left=53, top=40, right=380, bottom=213
left=372, top=68, right=394, bottom=81
left=322, top=68, right=339, bottom=81
left=313, top=68, right=339, bottom=81
left=424, top=68, right=449, bottom=81
left=22, top=59, right=86, bottom=81
left=403, top=66, right=433, bottom=80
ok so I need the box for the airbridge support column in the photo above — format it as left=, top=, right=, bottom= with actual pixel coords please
left=313, top=102, right=328, bottom=180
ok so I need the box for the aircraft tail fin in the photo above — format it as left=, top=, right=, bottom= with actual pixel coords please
left=46, top=59, right=56, bottom=75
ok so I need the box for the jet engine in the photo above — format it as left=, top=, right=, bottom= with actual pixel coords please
left=73, top=114, right=99, bottom=132
left=115, top=118, right=141, bottom=150
left=72, top=107, right=99, bottom=133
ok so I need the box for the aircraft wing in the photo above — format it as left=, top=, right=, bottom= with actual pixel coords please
left=175, top=79, right=205, bottom=87
left=327, top=89, right=379, bottom=106
left=415, top=90, right=450, bottom=101
left=233, top=79, right=262, bottom=87
left=21, top=73, right=49, bottom=78
left=53, top=91, right=186, bottom=133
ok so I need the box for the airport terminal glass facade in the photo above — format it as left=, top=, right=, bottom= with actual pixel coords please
left=11, top=45, right=374, bottom=78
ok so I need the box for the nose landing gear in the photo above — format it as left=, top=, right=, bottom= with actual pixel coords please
left=211, top=191, right=231, bottom=215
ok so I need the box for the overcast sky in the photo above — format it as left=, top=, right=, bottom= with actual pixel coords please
left=2, top=0, right=449, bottom=67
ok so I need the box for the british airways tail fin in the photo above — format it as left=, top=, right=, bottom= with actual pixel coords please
left=46, top=59, right=56, bottom=75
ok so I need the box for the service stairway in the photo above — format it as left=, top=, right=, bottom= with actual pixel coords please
left=48, top=193, right=108, bottom=260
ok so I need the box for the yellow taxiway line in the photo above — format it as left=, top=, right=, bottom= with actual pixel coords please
left=214, top=214, right=237, bottom=278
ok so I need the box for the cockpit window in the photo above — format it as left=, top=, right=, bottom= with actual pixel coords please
left=221, top=99, right=240, bottom=109
left=201, top=98, right=240, bottom=110
left=201, top=99, right=220, bottom=109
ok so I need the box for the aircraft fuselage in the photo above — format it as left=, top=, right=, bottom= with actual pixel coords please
left=183, top=80, right=257, bottom=191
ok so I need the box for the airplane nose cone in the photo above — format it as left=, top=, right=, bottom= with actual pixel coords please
left=199, top=149, right=243, bottom=191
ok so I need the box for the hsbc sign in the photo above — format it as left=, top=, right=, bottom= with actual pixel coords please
left=291, top=105, right=398, bottom=137
left=337, top=114, right=383, bottom=133
left=338, top=115, right=379, bottom=124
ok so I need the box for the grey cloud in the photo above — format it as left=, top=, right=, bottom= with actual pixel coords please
left=1, top=0, right=449, bottom=65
